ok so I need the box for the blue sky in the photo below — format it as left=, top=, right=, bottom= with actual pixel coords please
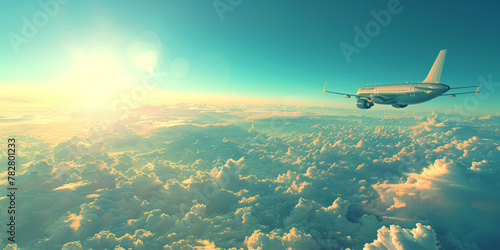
left=1, top=0, right=499, bottom=112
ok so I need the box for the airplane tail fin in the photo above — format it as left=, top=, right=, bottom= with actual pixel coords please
left=422, top=49, right=447, bottom=83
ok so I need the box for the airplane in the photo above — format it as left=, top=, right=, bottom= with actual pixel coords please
left=324, top=49, right=481, bottom=109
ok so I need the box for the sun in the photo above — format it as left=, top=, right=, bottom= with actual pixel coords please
left=57, top=52, right=135, bottom=108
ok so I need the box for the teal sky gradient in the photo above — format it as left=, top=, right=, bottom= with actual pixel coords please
left=1, top=0, right=499, bottom=112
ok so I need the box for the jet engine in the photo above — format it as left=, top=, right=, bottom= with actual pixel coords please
left=356, top=99, right=374, bottom=109
left=391, top=104, right=408, bottom=108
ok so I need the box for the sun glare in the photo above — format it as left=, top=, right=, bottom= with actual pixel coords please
left=60, top=53, right=133, bottom=106
left=126, top=38, right=161, bottom=75
left=134, top=51, right=157, bottom=75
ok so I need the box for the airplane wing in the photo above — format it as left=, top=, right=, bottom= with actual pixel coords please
left=323, top=81, right=393, bottom=103
left=323, top=81, right=358, bottom=98
left=442, top=84, right=481, bottom=97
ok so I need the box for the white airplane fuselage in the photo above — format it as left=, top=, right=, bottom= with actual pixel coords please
left=356, top=82, right=450, bottom=106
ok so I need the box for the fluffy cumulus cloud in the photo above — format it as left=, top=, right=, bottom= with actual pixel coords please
left=0, top=106, right=499, bottom=249
left=245, top=227, right=317, bottom=250
left=364, top=223, right=438, bottom=250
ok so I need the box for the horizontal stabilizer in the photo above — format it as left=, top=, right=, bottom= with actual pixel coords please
left=449, top=86, right=479, bottom=90
left=443, top=84, right=481, bottom=97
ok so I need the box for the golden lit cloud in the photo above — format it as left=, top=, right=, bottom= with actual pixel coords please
left=64, top=213, right=83, bottom=232
left=54, top=181, right=90, bottom=191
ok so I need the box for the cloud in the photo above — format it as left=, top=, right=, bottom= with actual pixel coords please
left=61, top=241, right=83, bottom=250
left=0, top=96, right=29, bottom=103
left=3, top=106, right=499, bottom=249
left=53, top=181, right=90, bottom=191
left=84, top=229, right=153, bottom=250
left=364, top=223, right=438, bottom=250
left=2, top=244, right=18, bottom=250
left=65, top=213, right=83, bottom=231
left=210, top=157, right=245, bottom=183
left=245, top=227, right=316, bottom=250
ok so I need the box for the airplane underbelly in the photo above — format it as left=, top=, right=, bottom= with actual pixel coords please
left=372, top=99, right=397, bottom=105
left=397, top=92, right=436, bottom=104
left=369, top=92, right=438, bottom=105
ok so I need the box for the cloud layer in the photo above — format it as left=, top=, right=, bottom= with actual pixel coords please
left=1, top=106, right=499, bottom=249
